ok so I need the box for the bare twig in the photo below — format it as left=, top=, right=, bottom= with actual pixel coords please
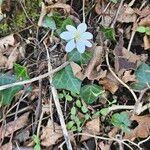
left=0, top=61, right=69, bottom=91
left=82, top=0, right=85, bottom=23
left=44, top=42, right=73, bottom=150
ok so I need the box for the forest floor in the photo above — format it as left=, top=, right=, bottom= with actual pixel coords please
left=0, top=0, right=150, bottom=149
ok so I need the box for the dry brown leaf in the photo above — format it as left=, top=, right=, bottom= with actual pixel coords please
left=70, top=62, right=84, bottom=80
left=122, top=70, right=136, bottom=83
left=81, top=117, right=100, bottom=141
left=1, top=142, right=13, bottom=150
left=0, top=52, right=7, bottom=68
left=99, top=72, right=119, bottom=94
left=135, top=6, right=150, bottom=18
left=125, top=115, right=150, bottom=140
left=99, top=141, right=110, bottom=150
left=117, top=4, right=137, bottom=23
left=41, top=119, right=63, bottom=147
left=0, top=112, right=29, bottom=138
left=6, top=46, right=20, bottom=69
left=144, top=35, right=150, bottom=50
left=84, top=46, right=104, bottom=80
left=139, top=14, right=150, bottom=26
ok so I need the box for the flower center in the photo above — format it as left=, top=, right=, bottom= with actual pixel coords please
left=75, top=32, right=81, bottom=41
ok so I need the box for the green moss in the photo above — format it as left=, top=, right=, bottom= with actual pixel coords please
left=0, top=22, right=9, bottom=36
left=14, top=11, right=26, bottom=29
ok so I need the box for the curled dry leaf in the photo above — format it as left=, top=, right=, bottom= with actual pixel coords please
left=0, top=112, right=29, bottom=138
left=1, top=142, right=13, bottom=150
left=122, top=70, right=136, bottom=83
left=70, top=62, right=84, bottom=80
left=41, top=119, right=63, bottom=147
left=0, top=34, right=16, bottom=52
left=99, top=72, right=119, bottom=94
left=144, top=35, right=150, bottom=50
left=114, top=33, right=144, bottom=77
left=0, top=52, right=7, bottom=68
left=125, top=115, right=150, bottom=140
left=117, top=4, right=137, bottom=23
left=81, top=117, right=100, bottom=141
left=84, top=46, right=104, bottom=80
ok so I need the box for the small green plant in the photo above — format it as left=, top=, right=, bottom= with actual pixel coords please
left=111, top=112, right=131, bottom=132
left=32, top=135, right=41, bottom=150
left=137, top=26, right=150, bottom=35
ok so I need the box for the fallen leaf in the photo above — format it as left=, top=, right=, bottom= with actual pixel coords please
left=0, top=34, right=15, bottom=52
left=84, top=46, right=104, bottom=80
left=1, top=142, right=13, bottom=150
left=0, top=112, right=29, bottom=138
left=6, top=45, right=20, bottom=69
left=0, top=52, right=7, bottom=68
left=125, top=115, right=150, bottom=140
left=81, top=117, right=100, bottom=141
left=139, top=14, right=150, bottom=26
left=99, top=72, right=119, bottom=94
left=99, top=141, right=110, bottom=150
left=143, top=35, right=150, bottom=50
left=117, top=4, right=137, bottom=23
left=70, top=62, right=84, bottom=80
left=135, top=6, right=150, bottom=18
left=122, top=70, right=136, bottom=83
left=41, top=119, right=63, bottom=146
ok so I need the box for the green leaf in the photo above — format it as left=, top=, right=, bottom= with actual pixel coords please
left=132, top=63, right=150, bottom=90
left=60, top=17, right=74, bottom=32
left=146, top=27, right=150, bottom=35
left=76, top=99, right=82, bottom=108
left=67, top=121, right=75, bottom=129
left=14, top=63, right=29, bottom=80
left=65, top=94, right=73, bottom=101
left=81, top=105, right=88, bottom=113
left=67, top=49, right=93, bottom=65
left=100, top=26, right=116, bottom=41
left=100, top=108, right=109, bottom=116
left=111, top=112, right=131, bottom=132
left=42, top=15, right=56, bottom=30
left=34, top=144, right=41, bottom=150
left=0, top=74, right=23, bottom=105
left=80, top=84, right=103, bottom=104
left=52, top=65, right=82, bottom=94
left=137, top=26, right=146, bottom=33
left=71, top=107, right=77, bottom=115
left=0, top=0, right=3, bottom=5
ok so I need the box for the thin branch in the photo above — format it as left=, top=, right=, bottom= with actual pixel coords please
left=82, top=0, right=85, bottom=23
left=0, top=61, right=69, bottom=91
left=44, top=42, right=73, bottom=150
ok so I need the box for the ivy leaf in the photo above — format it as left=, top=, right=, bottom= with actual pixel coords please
left=100, top=26, right=116, bottom=41
left=80, top=84, right=103, bottom=104
left=42, top=15, right=56, bottom=30
left=67, top=49, right=93, bottom=65
left=132, top=63, right=150, bottom=90
left=52, top=65, right=82, bottom=94
left=137, top=26, right=146, bottom=33
left=111, top=112, right=131, bottom=132
left=14, top=63, right=29, bottom=80
left=0, top=74, right=23, bottom=105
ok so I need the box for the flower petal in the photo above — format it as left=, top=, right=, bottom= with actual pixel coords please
left=66, top=25, right=77, bottom=34
left=84, top=40, right=92, bottom=47
left=81, top=32, right=93, bottom=40
left=77, top=23, right=87, bottom=33
left=76, top=40, right=86, bottom=53
left=60, top=31, right=75, bottom=41
left=65, top=39, right=76, bottom=52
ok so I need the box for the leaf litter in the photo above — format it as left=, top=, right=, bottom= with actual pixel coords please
left=0, top=0, right=150, bottom=149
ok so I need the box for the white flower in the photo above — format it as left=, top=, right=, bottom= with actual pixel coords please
left=60, top=23, right=93, bottom=53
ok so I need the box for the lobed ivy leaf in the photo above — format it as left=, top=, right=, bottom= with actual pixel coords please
left=67, top=49, right=93, bottom=65
left=131, top=63, right=150, bottom=90
left=42, top=15, right=56, bottom=30
left=0, top=74, right=23, bottom=105
left=52, top=65, right=82, bottom=94
left=80, top=84, right=103, bottom=104
left=14, top=63, right=29, bottom=80
left=111, top=112, right=131, bottom=132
